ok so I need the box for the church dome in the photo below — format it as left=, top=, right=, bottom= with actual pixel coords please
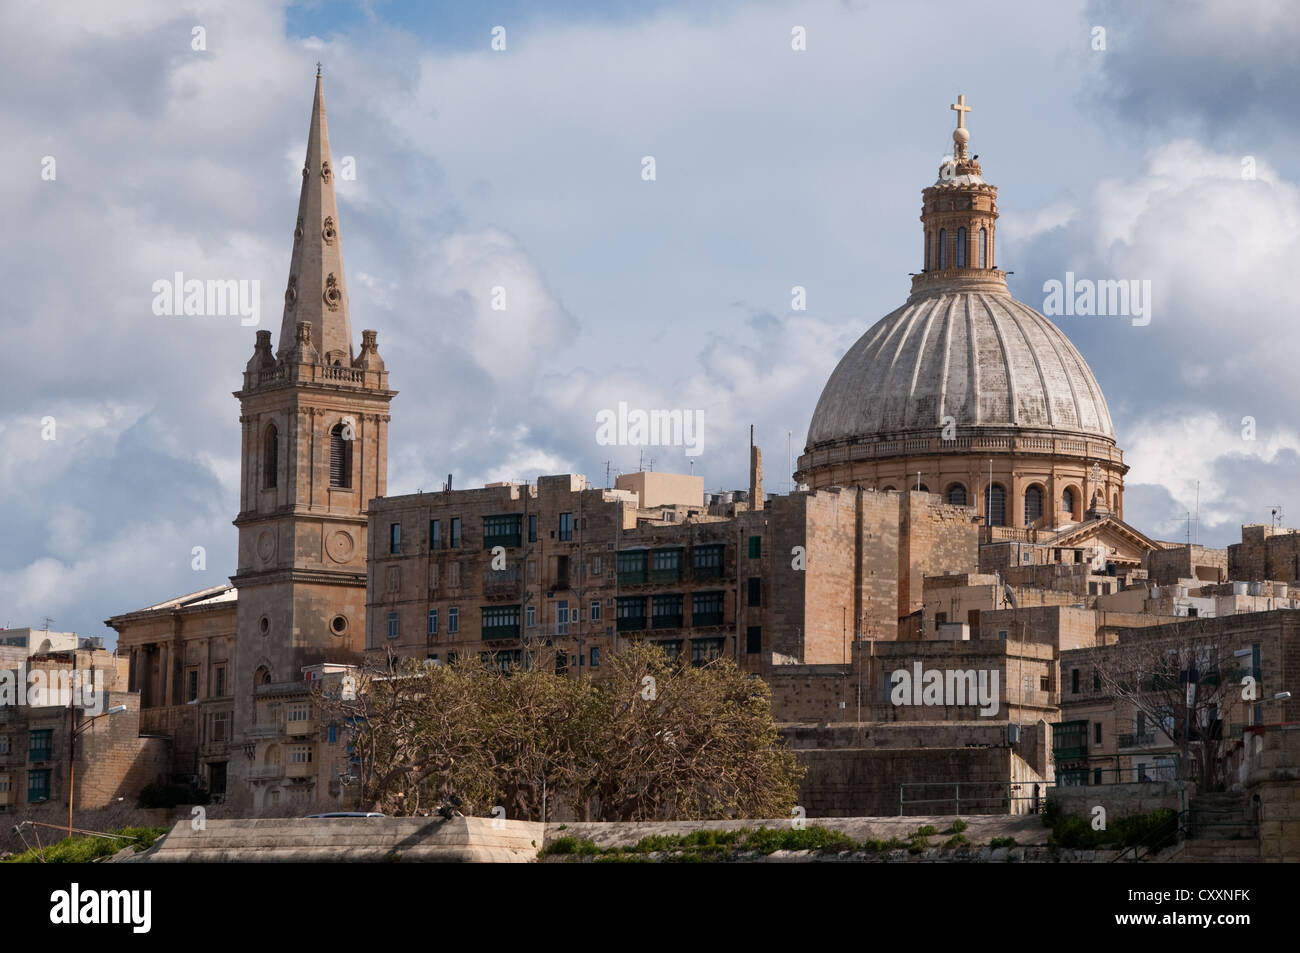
left=805, top=290, right=1115, bottom=450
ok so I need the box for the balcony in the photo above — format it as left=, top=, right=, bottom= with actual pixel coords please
left=248, top=721, right=283, bottom=739
left=617, top=616, right=647, bottom=632
left=618, top=570, right=647, bottom=586
left=1118, top=732, right=1157, bottom=749
left=255, top=680, right=309, bottom=698
left=652, top=614, right=684, bottom=630
left=652, top=567, right=683, bottom=584
left=285, top=717, right=316, bottom=737
left=483, top=533, right=522, bottom=550
left=692, top=564, right=723, bottom=581
left=285, top=760, right=315, bottom=779
left=482, top=624, right=521, bottom=641
left=692, top=611, right=724, bottom=627
left=28, top=749, right=52, bottom=764
left=247, top=764, right=284, bottom=780
left=1053, top=746, right=1088, bottom=761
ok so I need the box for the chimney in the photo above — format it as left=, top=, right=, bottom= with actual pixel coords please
left=749, top=425, right=764, bottom=511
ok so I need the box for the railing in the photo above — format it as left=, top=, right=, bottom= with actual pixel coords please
left=898, top=781, right=1054, bottom=816
left=801, top=435, right=1125, bottom=467
left=255, top=680, right=308, bottom=698
left=247, top=764, right=284, bottom=780
left=247, top=722, right=283, bottom=739
left=1118, top=732, right=1156, bottom=749
left=285, top=717, right=316, bottom=737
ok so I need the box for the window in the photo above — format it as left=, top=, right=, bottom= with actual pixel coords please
left=747, top=577, right=761, bottom=607
left=590, top=600, right=601, bottom=622
left=956, top=226, right=967, bottom=267
left=652, top=594, right=683, bottom=629
left=526, top=605, right=536, bottom=628
left=1071, top=668, right=1080, bottom=694
left=692, top=544, right=724, bottom=579
left=215, top=666, right=227, bottom=697
left=0, top=736, right=8, bottom=755
left=528, top=514, right=537, bottom=543
left=27, top=769, right=51, bottom=802
left=449, top=517, right=460, bottom=548
left=946, top=483, right=967, bottom=506
left=652, top=548, right=683, bottom=581
left=618, top=550, right=648, bottom=584
left=1093, top=668, right=1100, bottom=691
left=592, top=555, right=602, bottom=576
left=1062, top=487, right=1075, bottom=515
left=387, top=612, right=399, bottom=640
left=187, top=669, right=199, bottom=702
left=691, top=638, right=724, bottom=666
left=985, top=483, right=1007, bottom=526
left=428, top=609, right=438, bottom=636
left=483, top=514, right=522, bottom=548
left=617, top=596, right=647, bottom=631
left=329, top=423, right=352, bottom=488
left=481, top=605, right=521, bottom=637
left=925, top=230, right=931, bottom=270
left=389, top=522, right=401, bottom=554
left=1024, top=485, right=1043, bottom=525
left=448, top=561, right=461, bottom=587
left=589, top=647, right=600, bottom=668
left=448, top=607, right=459, bottom=635
left=430, top=520, right=441, bottom=550
left=656, top=640, right=683, bottom=663
left=1094, top=722, right=1102, bottom=745
left=558, top=512, right=573, bottom=541
left=692, top=591, right=724, bottom=626
left=937, top=228, right=947, bottom=268
left=748, top=535, right=761, bottom=559
left=263, top=424, right=278, bottom=489
left=556, top=600, right=570, bottom=635
left=210, top=711, right=229, bottom=743
left=28, top=729, right=52, bottom=762
left=289, top=745, right=313, bottom=764
left=1093, top=769, right=1102, bottom=786
left=746, top=626, right=762, bottom=654
left=979, top=227, right=987, bottom=268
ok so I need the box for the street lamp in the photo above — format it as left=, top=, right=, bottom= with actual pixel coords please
left=68, top=704, right=127, bottom=837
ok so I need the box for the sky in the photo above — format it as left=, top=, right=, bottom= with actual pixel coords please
left=2, top=0, right=1298, bottom=645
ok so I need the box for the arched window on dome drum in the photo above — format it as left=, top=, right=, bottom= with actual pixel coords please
left=938, top=229, right=946, bottom=269
left=979, top=228, right=987, bottom=268
left=947, top=484, right=967, bottom=506
left=956, top=227, right=966, bottom=267
left=263, top=423, right=278, bottom=489
left=329, top=423, right=352, bottom=488
left=925, top=231, right=931, bottom=271
left=1025, top=485, right=1043, bottom=525
left=1062, top=487, right=1075, bottom=516
left=986, top=483, right=1007, bottom=527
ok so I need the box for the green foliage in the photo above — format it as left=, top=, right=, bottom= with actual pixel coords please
left=914, top=824, right=938, bottom=836
left=1044, top=807, right=1178, bottom=851
left=944, top=833, right=970, bottom=849
left=5, top=827, right=168, bottom=864
left=541, top=836, right=601, bottom=856
left=948, top=818, right=968, bottom=833
left=741, top=826, right=854, bottom=854
left=989, top=836, right=1018, bottom=849
left=541, top=825, right=853, bottom=860
left=863, top=837, right=907, bottom=852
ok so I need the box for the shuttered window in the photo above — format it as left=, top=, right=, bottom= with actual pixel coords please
left=263, top=424, right=278, bottom=488
left=330, top=423, right=351, bottom=488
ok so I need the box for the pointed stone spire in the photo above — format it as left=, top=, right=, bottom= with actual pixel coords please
left=278, top=68, right=353, bottom=364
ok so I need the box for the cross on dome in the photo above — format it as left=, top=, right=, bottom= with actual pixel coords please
left=950, top=94, right=971, bottom=129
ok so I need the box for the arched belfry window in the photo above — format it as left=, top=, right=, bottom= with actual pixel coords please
left=263, top=424, right=278, bottom=489
left=956, top=227, right=967, bottom=267
left=938, top=229, right=947, bottom=269
left=1062, top=487, right=1076, bottom=516
left=979, top=228, right=987, bottom=268
left=1025, top=485, right=1043, bottom=525
left=986, top=483, right=1007, bottom=527
left=330, top=423, right=352, bottom=488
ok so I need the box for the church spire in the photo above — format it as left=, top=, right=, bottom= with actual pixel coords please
left=278, top=68, right=353, bottom=364
left=910, top=94, right=1006, bottom=299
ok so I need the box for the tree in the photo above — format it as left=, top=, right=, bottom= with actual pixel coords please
left=317, top=643, right=803, bottom=821
left=1088, top=623, right=1255, bottom=792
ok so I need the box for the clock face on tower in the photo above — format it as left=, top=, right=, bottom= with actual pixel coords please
left=256, top=530, right=276, bottom=564
left=327, top=529, right=356, bottom=563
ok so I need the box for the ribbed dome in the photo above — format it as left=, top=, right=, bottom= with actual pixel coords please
left=806, top=291, right=1114, bottom=450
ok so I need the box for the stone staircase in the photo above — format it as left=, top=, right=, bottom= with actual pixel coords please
left=1180, top=792, right=1260, bottom=862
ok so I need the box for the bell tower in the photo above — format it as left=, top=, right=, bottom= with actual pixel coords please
left=228, top=69, right=396, bottom=809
